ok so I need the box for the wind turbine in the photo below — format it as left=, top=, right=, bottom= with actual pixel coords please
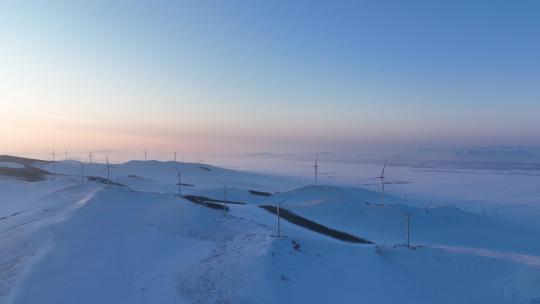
left=378, top=160, right=387, bottom=204
left=223, top=177, right=228, bottom=216
left=105, top=155, right=116, bottom=188
left=275, top=198, right=289, bottom=238
left=142, top=149, right=148, bottom=161
left=78, top=161, right=87, bottom=185
left=65, top=149, right=68, bottom=161
left=88, top=151, right=93, bottom=164
left=405, top=213, right=412, bottom=247
left=50, top=149, right=56, bottom=175
left=175, top=165, right=182, bottom=196
left=174, top=151, right=178, bottom=162
left=313, top=153, right=319, bottom=186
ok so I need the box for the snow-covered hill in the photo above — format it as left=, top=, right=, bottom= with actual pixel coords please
left=1, top=156, right=540, bottom=303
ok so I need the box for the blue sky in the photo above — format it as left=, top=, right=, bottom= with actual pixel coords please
left=1, top=0, right=539, bottom=154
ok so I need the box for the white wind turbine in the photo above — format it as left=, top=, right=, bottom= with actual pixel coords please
left=104, top=155, right=116, bottom=188
left=405, top=212, right=412, bottom=247
left=275, top=198, right=289, bottom=238
left=51, top=149, right=56, bottom=175
left=313, top=153, right=319, bottom=186
left=223, top=177, right=228, bottom=216
left=175, top=165, right=182, bottom=196
left=78, top=161, right=87, bottom=185
left=377, top=160, right=387, bottom=204
left=142, top=149, right=148, bottom=161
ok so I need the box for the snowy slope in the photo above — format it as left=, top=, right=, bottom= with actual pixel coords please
left=2, top=157, right=540, bottom=303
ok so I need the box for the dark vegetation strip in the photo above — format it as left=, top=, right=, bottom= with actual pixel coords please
left=87, top=176, right=124, bottom=187
left=182, top=195, right=245, bottom=205
left=259, top=205, right=373, bottom=244
left=182, top=195, right=229, bottom=211
left=179, top=183, right=195, bottom=187
left=249, top=190, right=273, bottom=197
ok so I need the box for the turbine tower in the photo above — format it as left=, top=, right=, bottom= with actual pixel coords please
left=88, top=151, right=93, bottom=164
left=378, top=160, right=387, bottom=204
left=174, top=151, right=178, bottom=162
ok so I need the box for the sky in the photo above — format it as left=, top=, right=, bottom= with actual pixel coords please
left=1, top=0, right=539, bottom=159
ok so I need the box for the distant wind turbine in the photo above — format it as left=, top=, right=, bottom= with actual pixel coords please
left=88, top=151, right=93, bottom=164
left=405, top=213, right=412, bottom=247
left=175, top=165, right=182, bottom=196
left=378, top=160, right=387, bottom=204
left=313, top=153, right=319, bottom=186
left=142, top=149, right=148, bottom=161
left=51, top=149, right=56, bottom=175
left=65, top=149, right=68, bottom=161
left=223, top=177, right=228, bottom=216
left=275, top=198, right=289, bottom=238
left=105, top=155, right=116, bottom=188
left=78, top=161, right=87, bottom=185
left=174, top=151, right=178, bottom=162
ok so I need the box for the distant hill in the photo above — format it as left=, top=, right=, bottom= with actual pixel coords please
left=0, top=155, right=47, bottom=166
left=453, top=149, right=539, bottom=162
left=0, top=155, right=50, bottom=181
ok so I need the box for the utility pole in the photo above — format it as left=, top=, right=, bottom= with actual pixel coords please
left=174, top=151, right=177, bottom=162
left=65, top=149, right=68, bottom=161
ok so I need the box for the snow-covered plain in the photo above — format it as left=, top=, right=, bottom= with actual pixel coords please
left=1, top=156, right=540, bottom=303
